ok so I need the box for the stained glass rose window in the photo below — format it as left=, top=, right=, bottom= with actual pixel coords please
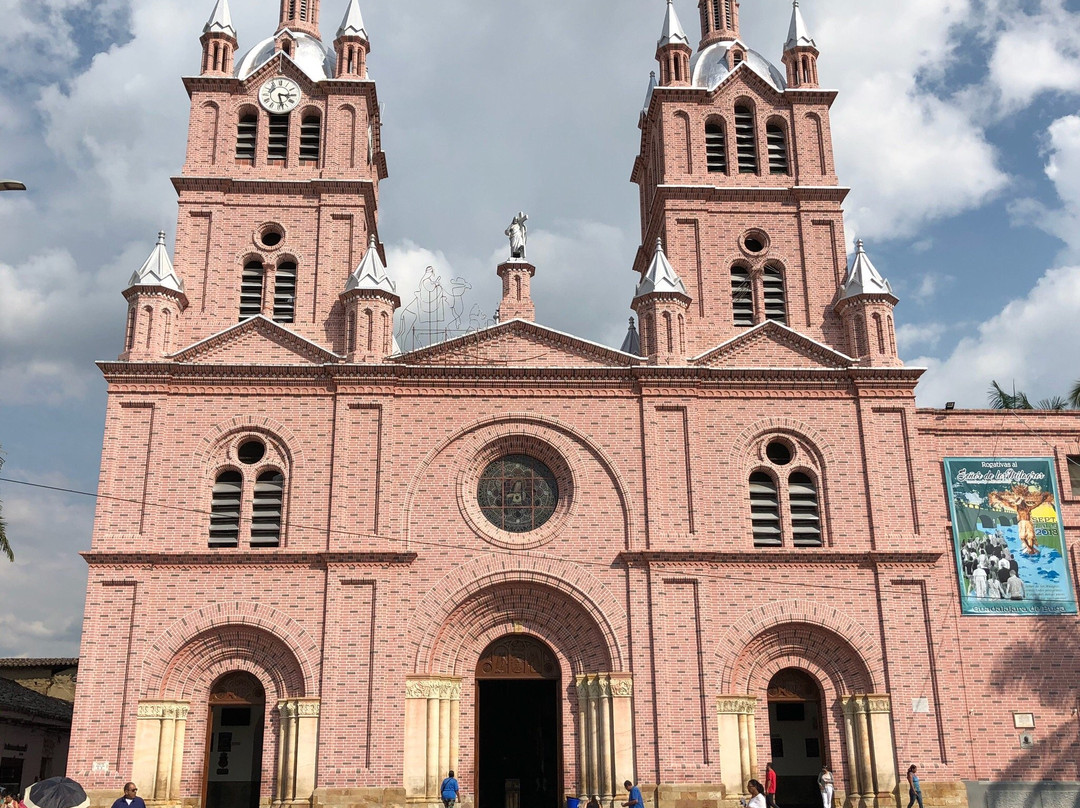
left=477, top=455, right=559, bottom=533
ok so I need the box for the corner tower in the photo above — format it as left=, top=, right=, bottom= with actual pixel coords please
left=633, top=0, right=861, bottom=360
left=170, top=0, right=388, bottom=355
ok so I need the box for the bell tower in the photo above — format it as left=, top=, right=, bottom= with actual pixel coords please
left=278, top=0, right=322, bottom=39
left=698, top=0, right=740, bottom=49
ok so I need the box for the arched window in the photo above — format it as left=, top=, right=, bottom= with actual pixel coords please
left=750, top=472, right=782, bottom=547
left=143, top=306, right=154, bottom=349
left=236, top=113, right=257, bottom=162
left=274, top=262, right=297, bottom=323
left=299, top=0, right=309, bottom=20
left=711, top=0, right=722, bottom=30
left=125, top=306, right=137, bottom=350
left=763, top=265, right=787, bottom=324
left=853, top=314, right=868, bottom=357
left=251, top=471, right=285, bottom=547
left=268, top=114, right=289, bottom=161
left=873, top=312, right=885, bottom=353
left=734, top=105, right=758, bottom=173
left=240, top=261, right=265, bottom=320
left=209, top=471, right=243, bottom=547
left=300, top=113, right=321, bottom=162
left=789, top=472, right=822, bottom=547
left=347, top=310, right=357, bottom=354
left=731, top=265, right=753, bottom=327
left=767, top=123, right=789, bottom=175
left=705, top=122, right=727, bottom=173
left=364, top=308, right=374, bottom=352
left=382, top=311, right=391, bottom=354
left=162, top=309, right=172, bottom=353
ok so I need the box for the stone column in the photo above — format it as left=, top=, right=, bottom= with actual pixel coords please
left=275, top=698, right=320, bottom=805
left=840, top=696, right=898, bottom=808
left=716, top=696, right=758, bottom=798
left=132, top=701, right=189, bottom=804
left=576, top=674, right=634, bottom=804
left=404, top=677, right=462, bottom=805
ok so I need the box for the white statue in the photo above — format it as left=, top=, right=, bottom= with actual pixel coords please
left=505, top=212, right=529, bottom=260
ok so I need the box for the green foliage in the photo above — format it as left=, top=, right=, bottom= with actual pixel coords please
left=988, top=381, right=1033, bottom=410
left=0, top=451, right=11, bottom=562
left=1071, top=380, right=1080, bottom=409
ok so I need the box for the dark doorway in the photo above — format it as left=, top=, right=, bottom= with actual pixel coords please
left=204, top=672, right=265, bottom=808
left=476, top=636, right=561, bottom=808
left=767, top=669, right=826, bottom=808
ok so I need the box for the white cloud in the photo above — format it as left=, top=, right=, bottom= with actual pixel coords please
left=1011, top=114, right=1080, bottom=258
left=897, top=321, right=949, bottom=353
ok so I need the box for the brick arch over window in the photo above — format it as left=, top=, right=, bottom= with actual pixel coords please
left=716, top=600, right=882, bottom=695
left=140, top=602, right=320, bottom=700
left=730, top=417, right=835, bottom=477
left=410, top=559, right=627, bottom=675
left=196, top=416, right=303, bottom=473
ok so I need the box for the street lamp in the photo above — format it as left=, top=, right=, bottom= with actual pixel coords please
left=0, top=180, right=26, bottom=192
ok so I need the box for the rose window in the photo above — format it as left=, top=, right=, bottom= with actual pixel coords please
left=477, top=455, right=559, bottom=533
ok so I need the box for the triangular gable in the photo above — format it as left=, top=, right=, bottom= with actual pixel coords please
left=708, top=61, right=785, bottom=103
left=240, top=51, right=322, bottom=96
left=393, top=319, right=641, bottom=368
left=172, top=316, right=341, bottom=365
left=692, top=321, right=853, bottom=370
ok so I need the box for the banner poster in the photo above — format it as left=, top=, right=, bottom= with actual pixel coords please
left=944, top=458, right=1077, bottom=616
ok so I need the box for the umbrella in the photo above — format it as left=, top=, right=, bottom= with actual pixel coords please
left=25, top=778, right=89, bottom=808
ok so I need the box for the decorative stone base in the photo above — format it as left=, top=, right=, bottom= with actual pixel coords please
left=964, top=781, right=1080, bottom=808
left=653, top=783, right=730, bottom=808
left=313, top=787, right=409, bottom=808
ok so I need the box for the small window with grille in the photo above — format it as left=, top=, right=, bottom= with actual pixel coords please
left=251, top=471, right=285, bottom=547
left=734, top=105, right=758, bottom=174
left=240, top=261, right=264, bottom=320
left=209, top=471, right=242, bottom=547
left=732, top=266, right=753, bottom=327
left=705, top=122, right=727, bottom=173
left=767, top=124, right=790, bottom=175
left=274, top=262, right=296, bottom=323
left=300, top=114, right=321, bottom=163
left=236, top=114, right=257, bottom=162
left=268, top=114, right=289, bottom=161
left=750, top=472, right=782, bottom=547
left=789, top=472, right=823, bottom=546
left=763, top=265, right=787, bottom=324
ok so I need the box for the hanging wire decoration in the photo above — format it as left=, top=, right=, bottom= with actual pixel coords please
left=394, top=266, right=496, bottom=353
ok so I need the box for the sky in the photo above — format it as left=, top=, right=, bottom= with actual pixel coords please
left=2, top=0, right=1080, bottom=657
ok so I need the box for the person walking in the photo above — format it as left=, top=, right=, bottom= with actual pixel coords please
left=817, top=766, right=834, bottom=808
left=623, top=780, right=643, bottom=808
left=440, top=770, right=460, bottom=808
left=907, top=765, right=924, bottom=808
left=111, top=783, right=146, bottom=808
left=764, top=762, right=778, bottom=808
left=742, top=780, right=766, bottom=808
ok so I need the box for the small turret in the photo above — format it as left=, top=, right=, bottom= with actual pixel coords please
left=341, top=235, right=399, bottom=362
left=277, top=0, right=321, bottom=39
left=632, top=239, right=691, bottom=365
left=656, top=0, right=692, bottom=87
left=334, top=0, right=370, bottom=79
left=782, top=1, right=820, bottom=88
left=835, top=240, right=901, bottom=367
left=122, top=232, right=188, bottom=361
left=620, top=318, right=642, bottom=357
left=200, top=0, right=237, bottom=77
left=698, top=0, right=740, bottom=50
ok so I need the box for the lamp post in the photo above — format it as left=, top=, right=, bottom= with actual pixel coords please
left=0, top=180, right=26, bottom=192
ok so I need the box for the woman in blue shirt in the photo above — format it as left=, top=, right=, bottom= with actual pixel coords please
left=907, top=765, right=923, bottom=808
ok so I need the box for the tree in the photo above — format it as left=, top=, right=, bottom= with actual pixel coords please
left=0, top=450, right=11, bottom=562
left=1071, top=379, right=1080, bottom=409
left=988, top=381, right=1033, bottom=410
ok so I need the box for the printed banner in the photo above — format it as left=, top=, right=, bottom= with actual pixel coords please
left=944, top=458, right=1076, bottom=616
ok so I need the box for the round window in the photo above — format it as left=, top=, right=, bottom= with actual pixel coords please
left=742, top=229, right=770, bottom=256
left=477, top=455, right=559, bottom=533
left=258, top=224, right=285, bottom=249
left=238, top=439, right=266, bottom=465
left=766, top=440, right=793, bottom=466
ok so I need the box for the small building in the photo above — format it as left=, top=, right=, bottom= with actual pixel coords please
left=0, top=662, right=75, bottom=795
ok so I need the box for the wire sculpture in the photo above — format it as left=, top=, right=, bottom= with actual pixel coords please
left=395, top=266, right=495, bottom=354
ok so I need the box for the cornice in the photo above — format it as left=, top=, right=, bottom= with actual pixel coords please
left=654, top=184, right=850, bottom=204
left=619, top=550, right=943, bottom=566
left=82, top=551, right=417, bottom=567
left=171, top=176, right=378, bottom=196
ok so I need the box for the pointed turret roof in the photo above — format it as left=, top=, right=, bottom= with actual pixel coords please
left=345, top=235, right=396, bottom=295
left=784, top=0, right=816, bottom=51
left=337, top=0, right=368, bottom=40
left=840, top=240, right=894, bottom=300
left=658, top=0, right=690, bottom=49
left=635, top=239, right=689, bottom=299
left=203, top=0, right=236, bottom=38
left=127, top=231, right=184, bottom=293
left=643, top=71, right=657, bottom=112
left=620, top=318, right=642, bottom=356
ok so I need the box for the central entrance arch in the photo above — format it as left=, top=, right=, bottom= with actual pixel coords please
left=204, top=671, right=265, bottom=808
left=767, top=669, right=825, bottom=808
left=476, top=636, right=561, bottom=808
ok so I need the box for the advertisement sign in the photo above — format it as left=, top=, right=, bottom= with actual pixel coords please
left=944, top=458, right=1076, bottom=616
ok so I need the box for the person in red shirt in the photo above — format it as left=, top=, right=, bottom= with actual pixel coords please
left=765, top=762, right=778, bottom=808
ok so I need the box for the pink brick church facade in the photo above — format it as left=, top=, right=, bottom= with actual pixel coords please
left=69, top=2, right=1080, bottom=808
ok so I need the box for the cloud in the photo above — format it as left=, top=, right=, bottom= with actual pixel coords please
left=1011, top=114, right=1080, bottom=257
left=897, top=321, right=949, bottom=353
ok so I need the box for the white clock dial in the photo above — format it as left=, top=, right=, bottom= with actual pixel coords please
left=259, top=78, right=301, bottom=113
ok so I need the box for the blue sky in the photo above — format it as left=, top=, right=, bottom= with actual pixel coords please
left=2, top=0, right=1080, bottom=656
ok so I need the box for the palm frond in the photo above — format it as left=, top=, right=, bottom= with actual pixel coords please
left=0, top=452, right=11, bottom=562
left=1037, top=396, right=1069, bottom=411
left=1070, top=379, right=1080, bottom=409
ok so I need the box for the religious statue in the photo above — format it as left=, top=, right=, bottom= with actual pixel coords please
left=505, top=212, right=529, bottom=260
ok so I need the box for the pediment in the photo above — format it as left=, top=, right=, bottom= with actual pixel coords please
left=171, top=316, right=340, bottom=365
left=392, top=319, right=640, bottom=369
left=692, top=322, right=853, bottom=370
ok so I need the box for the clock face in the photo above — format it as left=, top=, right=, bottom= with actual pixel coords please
left=259, top=78, right=301, bottom=113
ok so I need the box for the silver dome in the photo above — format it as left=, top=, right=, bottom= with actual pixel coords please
left=235, top=31, right=336, bottom=83
left=691, top=41, right=787, bottom=93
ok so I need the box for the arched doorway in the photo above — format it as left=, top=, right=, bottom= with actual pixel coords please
left=476, top=636, right=561, bottom=808
left=204, top=672, right=265, bottom=808
left=767, top=669, right=825, bottom=808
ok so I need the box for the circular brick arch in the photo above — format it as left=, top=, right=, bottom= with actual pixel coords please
left=730, top=416, right=835, bottom=476
left=401, top=412, right=635, bottom=550
left=195, top=415, right=303, bottom=473
left=141, top=602, right=320, bottom=700
left=717, top=599, right=882, bottom=695
left=412, top=557, right=627, bottom=675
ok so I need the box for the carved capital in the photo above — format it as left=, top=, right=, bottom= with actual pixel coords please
left=609, top=674, right=633, bottom=698
left=841, top=695, right=870, bottom=716
left=137, top=701, right=191, bottom=721
left=294, top=699, right=321, bottom=718
left=865, top=694, right=892, bottom=714
left=716, top=695, right=757, bottom=715
left=405, top=677, right=462, bottom=700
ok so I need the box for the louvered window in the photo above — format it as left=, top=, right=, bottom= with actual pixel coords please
left=274, top=262, right=296, bottom=323
left=767, top=124, right=789, bottom=174
left=711, top=0, right=722, bottom=30
left=268, top=114, right=289, bottom=161
left=251, top=471, right=284, bottom=547
left=763, top=266, right=787, bottom=324
left=724, top=0, right=733, bottom=29
left=299, top=0, right=308, bottom=20
left=732, top=266, right=753, bottom=327
left=706, top=123, right=727, bottom=173
left=734, top=106, right=758, bottom=174
left=790, top=473, right=823, bottom=547
left=236, top=114, right=257, bottom=162
left=300, top=114, right=321, bottom=162
left=209, top=471, right=242, bottom=547
left=240, top=261, right=264, bottom=320
left=750, top=472, right=782, bottom=547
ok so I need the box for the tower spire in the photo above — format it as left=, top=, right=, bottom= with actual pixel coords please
left=200, top=0, right=238, bottom=76
left=782, top=0, right=820, bottom=87
left=334, top=0, right=370, bottom=79
left=698, top=0, right=740, bottom=50
left=204, top=0, right=236, bottom=37
left=656, top=0, right=692, bottom=87
left=278, top=0, right=321, bottom=39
